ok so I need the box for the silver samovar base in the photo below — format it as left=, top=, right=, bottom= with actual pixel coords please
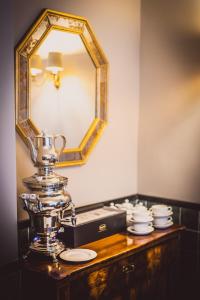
left=30, top=239, right=65, bottom=262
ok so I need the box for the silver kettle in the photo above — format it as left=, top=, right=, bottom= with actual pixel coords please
left=27, top=131, right=66, bottom=166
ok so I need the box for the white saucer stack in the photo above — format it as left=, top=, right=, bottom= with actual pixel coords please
left=150, top=204, right=173, bottom=229
left=127, top=203, right=154, bottom=235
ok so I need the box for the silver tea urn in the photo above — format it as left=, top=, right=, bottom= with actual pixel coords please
left=20, top=132, right=73, bottom=261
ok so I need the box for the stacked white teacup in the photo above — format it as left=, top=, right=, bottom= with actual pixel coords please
left=150, top=204, right=173, bottom=229
left=114, top=199, right=135, bottom=226
left=127, top=203, right=154, bottom=235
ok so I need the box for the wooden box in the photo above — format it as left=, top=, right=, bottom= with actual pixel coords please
left=59, top=207, right=126, bottom=248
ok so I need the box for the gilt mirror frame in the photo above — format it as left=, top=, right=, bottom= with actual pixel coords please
left=15, top=9, right=108, bottom=167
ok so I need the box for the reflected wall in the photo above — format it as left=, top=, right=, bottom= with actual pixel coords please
left=30, top=29, right=96, bottom=148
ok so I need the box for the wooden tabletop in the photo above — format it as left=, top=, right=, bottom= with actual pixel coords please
left=22, top=225, right=184, bottom=280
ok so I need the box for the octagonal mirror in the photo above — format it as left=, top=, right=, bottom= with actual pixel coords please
left=16, top=9, right=108, bottom=167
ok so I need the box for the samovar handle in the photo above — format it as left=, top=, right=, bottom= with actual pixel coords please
left=54, top=134, right=66, bottom=159
left=26, top=137, right=37, bottom=164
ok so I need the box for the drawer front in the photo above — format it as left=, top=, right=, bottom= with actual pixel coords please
left=69, top=257, right=132, bottom=300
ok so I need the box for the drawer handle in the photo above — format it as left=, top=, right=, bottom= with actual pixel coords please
left=122, top=264, right=135, bottom=274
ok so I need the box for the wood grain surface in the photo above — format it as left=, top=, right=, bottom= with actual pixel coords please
left=22, top=225, right=184, bottom=280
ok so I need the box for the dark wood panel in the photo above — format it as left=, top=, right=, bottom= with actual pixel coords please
left=138, top=194, right=200, bottom=210
left=21, top=270, right=58, bottom=300
left=0, top=261, right=21, bottom=300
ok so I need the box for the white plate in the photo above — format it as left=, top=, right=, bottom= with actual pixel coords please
left=130, top=216, right=153, bottom=223
left=127, top=226, right=154, bottom=235
left=153, top=211, right=173, bottom=217
left=153, top=221, right=173, bottom=229
left=59, top=249, right=97, bottom=262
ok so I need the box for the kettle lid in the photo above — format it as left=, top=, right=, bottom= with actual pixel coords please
left=36, top=131, right=53, bottom=138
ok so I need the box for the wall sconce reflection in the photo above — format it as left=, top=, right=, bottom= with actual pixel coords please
left=46, top=52, right=64, bottom=89
left=30, top=54, right=43, bottom=77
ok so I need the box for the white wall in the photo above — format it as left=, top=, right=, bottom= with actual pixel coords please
left=15, top=0, right=140, bottom=220
left=139, top=0, right=200, bottom=203
left=0, top=0, right=18, bottom=265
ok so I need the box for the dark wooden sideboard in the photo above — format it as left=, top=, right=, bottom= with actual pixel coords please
left=21, top=225, right=184, bottom=300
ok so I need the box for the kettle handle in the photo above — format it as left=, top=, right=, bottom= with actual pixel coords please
left=54, top=134, right=66, bottom=158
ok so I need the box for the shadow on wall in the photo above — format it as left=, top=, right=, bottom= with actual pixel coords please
left=139, top=0, right=200, bottom=202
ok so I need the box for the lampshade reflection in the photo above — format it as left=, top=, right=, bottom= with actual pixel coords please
left=46, top=52, right=63, bottom=73
left=46, top=52, right=63, bottom=88
left=30, top=54, right=43, bottom=76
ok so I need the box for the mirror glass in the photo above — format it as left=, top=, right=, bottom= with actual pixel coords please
left=30, top=29, right=96, bottom=148
left=16, top=9, right=108, bottom=167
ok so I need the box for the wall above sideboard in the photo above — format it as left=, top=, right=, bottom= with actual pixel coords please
left=15, top=0, right=140, bottom=221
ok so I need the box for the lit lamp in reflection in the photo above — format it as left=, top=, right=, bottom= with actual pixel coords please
left=46, top=52, right=63, bottom=89
left=30, top=54, right=43, bottom=77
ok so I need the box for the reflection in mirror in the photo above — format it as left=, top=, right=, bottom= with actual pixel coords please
left=16, top=9, right=108, bottom=167
left=30, top=29, right=96, bottom=148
